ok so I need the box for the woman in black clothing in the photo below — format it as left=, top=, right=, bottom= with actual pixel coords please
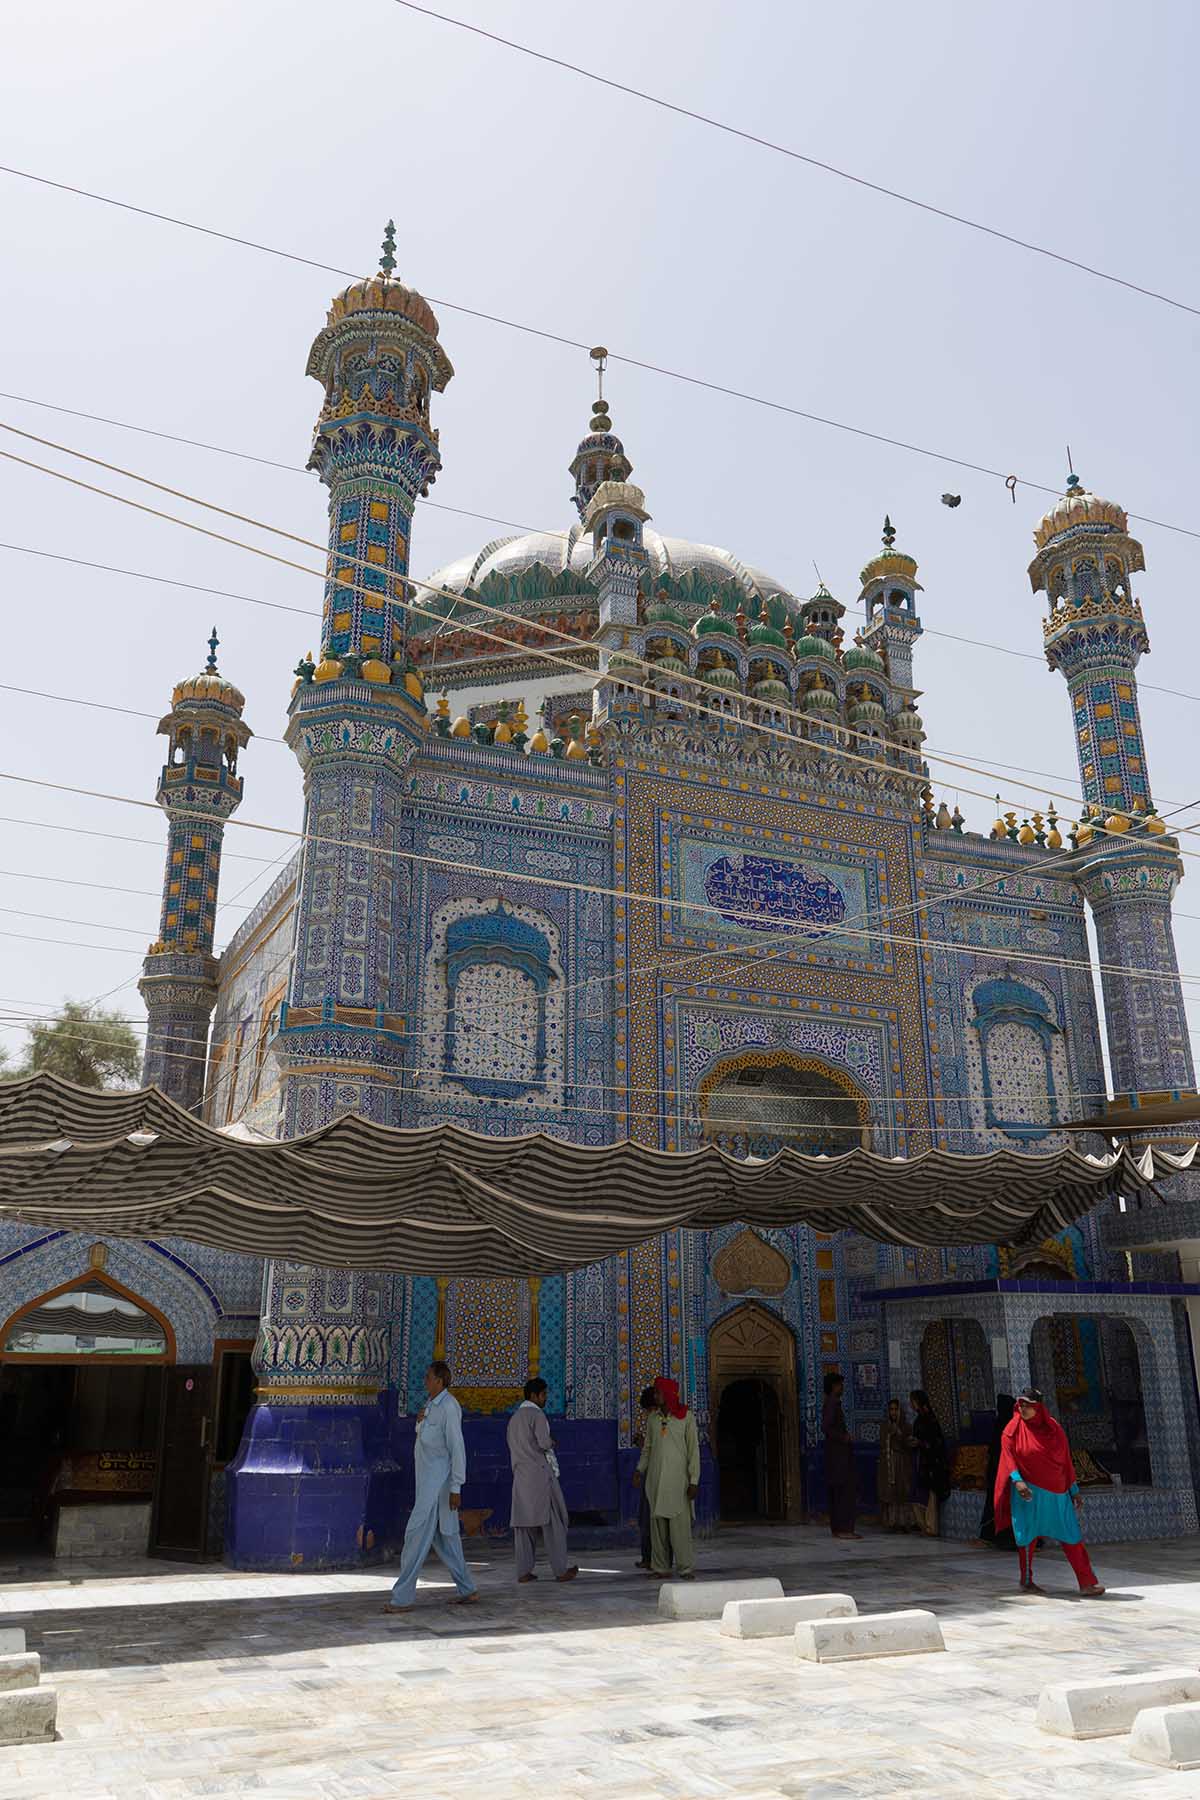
left=978, top=1392, right=1016, bottom=1549
left=909, top=1389, right=951, bottom=1537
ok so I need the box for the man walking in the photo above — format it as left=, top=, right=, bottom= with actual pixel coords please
left=506, top=1377, right=578, bottom=1584
left=634, top=1376, right=700, bottom=1579
left=385, top=1360, right=477, bottom=1612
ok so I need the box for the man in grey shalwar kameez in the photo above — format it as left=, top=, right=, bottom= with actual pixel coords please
left=506, top=1378, right=578, bottom=1584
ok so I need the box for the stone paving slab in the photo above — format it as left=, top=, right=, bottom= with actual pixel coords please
left=0, top=1530, right=1195, bottom=1796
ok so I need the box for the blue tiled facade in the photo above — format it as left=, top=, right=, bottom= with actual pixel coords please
left=3, top=252, right=1197, bottom=1566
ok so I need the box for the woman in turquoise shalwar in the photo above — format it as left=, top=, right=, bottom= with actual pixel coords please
left=993, top=1389, right=1105, bottom=1596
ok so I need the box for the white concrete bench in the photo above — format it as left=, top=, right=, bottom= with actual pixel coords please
left=721, top=1593, right=857, bottom=1638
left=0, top=1628, right=26, bottom=1655
left=795, top=1608, right=944, bottom=1663
left=0, top=1653, right=40, bottom=1692
left=1037, top=1668, right=1200, bottom=1740
left=658, top=1577, right=783, bottom=1620
left=1130, top=1702, right=1200, bottom=1770
left=0, top=1686, right=57, bottom=1747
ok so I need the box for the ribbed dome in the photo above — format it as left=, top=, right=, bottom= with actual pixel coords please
left=1033, top=477, right=1128, bottom=549
left=793, top=633, right=837, bottom=662
left=424, top=526, right=798, bottom=614
left=325, top=275, right=441, bottom=342
left=172, top=670, right=246, bottom=713
left=843, top=642, right=885, bottom=673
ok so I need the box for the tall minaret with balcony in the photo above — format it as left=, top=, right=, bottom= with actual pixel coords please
left=139, top=631, right=251, bottom=1109
left=1029, top=475, right=1195, bottom=1119
left=275, top=224, right=454, bottom=1134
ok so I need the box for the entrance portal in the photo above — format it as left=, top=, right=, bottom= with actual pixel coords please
left=716, top=1378, right=784, bottom=1520
left=708, top=1303, right=802, bottom=1523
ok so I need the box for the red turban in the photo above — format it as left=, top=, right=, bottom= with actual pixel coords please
left=654, top=1377, right=688, bottom=1419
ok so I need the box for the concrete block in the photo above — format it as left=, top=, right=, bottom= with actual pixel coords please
left=0, top=1686, right=56, bottom=1747
left=721, top=1593, right=857, bottom=1638
left=1037, top=1668, right=1200, bottom=1741
left=795, top=1608, right=944, bottom=1663
left=0, top=1629, right=25, bottom=1655
left=0, top=1654, right=39, bottom=1691
left=1130, top=1702, right=1200, bottom=1770
left=658, top=1577, right=783, bottom=1620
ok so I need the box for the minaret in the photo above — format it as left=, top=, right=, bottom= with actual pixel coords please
left=139, top=630, right=251, bottom=1108
left=1030, top=475, right=1195, bottom=1114
left=275, top=223, right=454, bottom=1132
left=858, top=516, right=923, bottom=695
left=569, top=347, right=632, bottom=519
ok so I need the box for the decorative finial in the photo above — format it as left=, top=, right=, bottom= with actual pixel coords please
left=589, top=346, right=611, bottom=432
left=380, top=219, right=397, bottom=278
left=206, top=626, right=219, bottom=672
left=882, top=515, right=896, bottom=549
left=590, top=346, right=608, bottom=406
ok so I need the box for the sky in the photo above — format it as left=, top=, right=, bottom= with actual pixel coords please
left=1, top=0, right=1199, bottom=1089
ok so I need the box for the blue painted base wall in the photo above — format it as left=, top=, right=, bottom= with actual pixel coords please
left=226, top=1398, right=404, bottom=1571
left=226, top=1408, right=724, bottom=1569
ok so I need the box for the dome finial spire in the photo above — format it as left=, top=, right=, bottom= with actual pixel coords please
left=1066, top=444, right=1080, bottom=491
left=882, top=515, right=896, bottom=549
left=379, top=218, right=397, bottom=278
left=589, top=346, right=612, bottom=431
left=206, top=625, right=220, bottom=673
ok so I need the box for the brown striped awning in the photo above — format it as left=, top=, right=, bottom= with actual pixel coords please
left=0, top=1073, right=1193, bottom=1277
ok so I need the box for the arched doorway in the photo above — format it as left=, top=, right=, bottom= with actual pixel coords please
left=716, top=1379, right=784, bottom=1519
left=698, top=1051, right=870, bottom=1158
left=708, top=1303, right=802, bottom=1523
left=0, top=1274, right=172, bottom=1554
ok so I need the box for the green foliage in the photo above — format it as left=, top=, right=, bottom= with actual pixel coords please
left=12, top=1001, right=141, bottom=1090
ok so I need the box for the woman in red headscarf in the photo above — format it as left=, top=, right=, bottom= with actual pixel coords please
left=994, top=1389, right=1104, bottom=1595
left=633, top=1377, right=700, bottom=1579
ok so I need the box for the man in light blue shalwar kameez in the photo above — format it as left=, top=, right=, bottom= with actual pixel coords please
left=385, top=1361, right=478, bottom=1611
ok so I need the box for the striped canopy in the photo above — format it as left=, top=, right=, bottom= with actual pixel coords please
left=0, top=1074, right=1190, bottom=1277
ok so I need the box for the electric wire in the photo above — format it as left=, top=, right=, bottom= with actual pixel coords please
left=388, top=1, right=1200, bottom=325
left=4, top=769, right=1200, bottom=998
left=7, top=163, right=1200, bottom=539
left=4, top=421, right=1192, bottom=842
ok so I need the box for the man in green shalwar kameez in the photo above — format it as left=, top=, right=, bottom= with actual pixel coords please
left=633, top=1375, right=700, bottom=1578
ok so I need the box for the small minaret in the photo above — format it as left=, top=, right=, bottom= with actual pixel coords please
left=139, top=630, right=251, bottom=1108
left=858, top=516, right=923, bottom=695
left=1030, top=475, right=1195, bottom=1115
left=569, top=347, right=632, bottom=520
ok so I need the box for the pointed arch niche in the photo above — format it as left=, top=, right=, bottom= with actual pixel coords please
left=697, top=1050, right=871, bottom=1158
left=1, top=1272, right=176, bottom=1364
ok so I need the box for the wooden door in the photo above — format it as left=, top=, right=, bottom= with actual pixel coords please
left=149, top=1365, right=213, bottom=1560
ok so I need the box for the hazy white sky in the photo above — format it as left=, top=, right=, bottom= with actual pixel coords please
left=1, top=0, right=1198, bottom=1083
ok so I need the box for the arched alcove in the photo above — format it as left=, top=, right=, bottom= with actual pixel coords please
left=698, top=1051, right=870, bottom=1158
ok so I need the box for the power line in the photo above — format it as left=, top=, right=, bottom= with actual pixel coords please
left=388, top=2, right=1200, bottom=326
left=7, top=162, right=1200, bottom=538
left=0, top=1010, right=1143, bottom=1120
left=4, top=768, right=1200, bottom=998
left=6, top=420, right=1191, bottom=838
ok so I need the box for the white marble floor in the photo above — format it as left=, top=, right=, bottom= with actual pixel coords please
left=0, top=1526, right=1198, bottom=1798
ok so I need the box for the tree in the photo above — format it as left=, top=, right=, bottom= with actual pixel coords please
left=16, top=1001, right=141, bottom=1090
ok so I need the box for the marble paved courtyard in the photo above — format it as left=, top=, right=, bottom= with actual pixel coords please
left=2, top=1527, right=1200, bottom=1798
